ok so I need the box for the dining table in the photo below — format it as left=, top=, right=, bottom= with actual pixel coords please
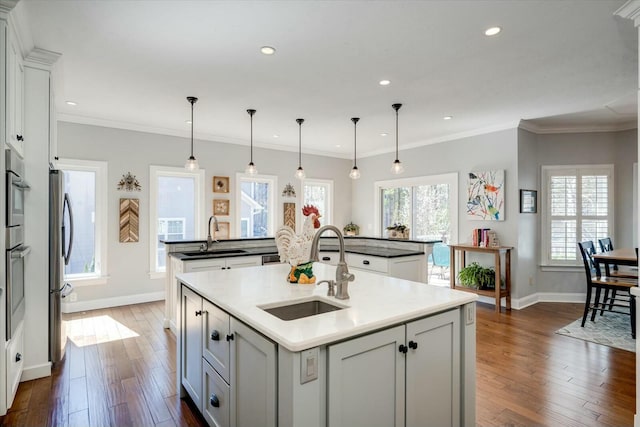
left=592, top=248, right=638, bottom=267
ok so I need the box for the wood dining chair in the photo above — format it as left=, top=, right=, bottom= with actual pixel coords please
left=598, top=237, right=638, bottom=279
left=578, top=241, right=637, bottom=339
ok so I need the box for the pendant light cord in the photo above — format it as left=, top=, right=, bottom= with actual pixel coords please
left=190, top=101, right=194, bottom=157
left=392, top=103, right=402, bottom=161
left=296, top=118, right=304, bottom=168
left=351, top=117, right=360, bottom=167
left=250, top=113, right=254, bottom=163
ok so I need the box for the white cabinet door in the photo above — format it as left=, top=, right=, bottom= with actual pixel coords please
left=406, top=310, right=460, bottom=427
left=203, top=299, right=231, bottom=383
left=225, top=256, right=261, bottom=269
left=388, top=255, right=425, bottom=283
left=203, top=358, right=231, bottom=427
left=181, top=286, right=203, bottom=410
left=230, top=318, right=277, bottom=427
left=346, top=253, right=389, bottom=274
left=327, top=325, right=405, bottom=427
left=6, top=33, right=24, bottom=156
left=185, top=258, right=226, bottom=272
left=5, top=321, right=24, bottom=409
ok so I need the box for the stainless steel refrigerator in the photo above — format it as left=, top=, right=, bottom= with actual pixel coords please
left=49, top=169, right=74, bottom=365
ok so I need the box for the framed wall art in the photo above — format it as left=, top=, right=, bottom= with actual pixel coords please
left=519, top=189, right=537, bottom=213
left=216, top=221, right=230, bottom=240
left=213, top=176, right=229, bottom=193
left=119, top=198, right=139, bottom=243
left=213, top=199, right=230, bottom=216
left=284, top=202, right=296, bottom=229
left=466, top=170, right=505, bottom=221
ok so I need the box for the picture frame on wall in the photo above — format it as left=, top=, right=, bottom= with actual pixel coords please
left=213, top=199, right=230, bottom=216
left=216, top=222, right=230, bottom=239
left=213, top=176, right=229, bottom=193
left=519, top=189, right=537, bottom=213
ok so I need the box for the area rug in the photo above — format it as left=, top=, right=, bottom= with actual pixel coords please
left=555, top=312, right=635, bottom=352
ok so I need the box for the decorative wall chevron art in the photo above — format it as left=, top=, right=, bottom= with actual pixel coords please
left=119, top=198, right=140, bottom=242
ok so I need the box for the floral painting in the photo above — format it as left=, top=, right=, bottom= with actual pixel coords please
left=466, top=170, right=504, bottom=221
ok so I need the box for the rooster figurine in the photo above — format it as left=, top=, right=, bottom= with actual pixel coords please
left=275, top=205, right=321, bottom=283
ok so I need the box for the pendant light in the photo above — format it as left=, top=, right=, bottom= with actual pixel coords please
left=390, top=103, right=404, bottom=175
left=349, top=117, right=361, bottom=179
left=245, top=109, right=258, bottom=174
left=184, top=96, right=199, bottom=171
left=295, top=118, right=306, bottom=179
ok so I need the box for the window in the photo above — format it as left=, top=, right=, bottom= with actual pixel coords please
left=541, top=165, right=614, bottom=266
left=302, top=179, right=333, bottom=226
left=58, top=159, right=108, bottom=285
left=236, top=173, right=277, bottom=238
left=150, top=166, right=205, bottom=276
left=375, top=173, right=458, bottom=243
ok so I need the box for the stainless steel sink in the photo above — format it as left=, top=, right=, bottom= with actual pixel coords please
left=260, top=299, right=344, bottom=321
left=182, top=249, right=247, bottom=256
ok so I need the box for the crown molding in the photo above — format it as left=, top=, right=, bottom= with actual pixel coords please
left=57, top=114, right=351, bottom=160
left=615, top=0, right=640, bottom=26
left=0, top=0, right=18, bottom=14
left=518, top=119, right=637, bottom=134
left=25, top=47, right=61, bottom=69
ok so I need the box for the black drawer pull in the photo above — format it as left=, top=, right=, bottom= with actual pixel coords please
left=210, top=330, right=220, bottom=341
left=363, top=260, right=370, bottom=265
left=322, top=256, right=331, bottom=261
left=195, top=310, right=203, bottom=316
left=226, top=333, right=234, bottom=341
left=210, top=394, right=220, bottom=407
left=408, top=340, right=418, bottom=350
left=15, top=352, right=22, bottom=362
left=16, top=135, right=23, bottom=141
left=398, top=344, right=408, bottom=354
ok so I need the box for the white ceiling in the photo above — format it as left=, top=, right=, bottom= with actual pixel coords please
left=16, top=0, right=638, bottom=159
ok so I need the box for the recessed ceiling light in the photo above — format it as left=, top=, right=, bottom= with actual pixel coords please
left=380, top=132, right=388, bottom=137
left=261, top=46, right=276, bottom=55
left=484, top=27, right=501, bottom=36
left=443, top=116, right=452, bottom=120
left=379, top=80, right=391, bottom=86
left=65, top=101, right=77, bottom=106
left=185, top=120, right=192, bottom=124
left=273, top=134, right=279, bottom=138
left=335, top=144, right=341, bottom=148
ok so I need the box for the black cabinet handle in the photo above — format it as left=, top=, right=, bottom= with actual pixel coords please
left=226, top=333, right=234, bottom=341
left=322, top=256, right=331, bottom=261
left=15, top=352, right=22, bottom=362
left=221, top=267, right=226, bottom=270
left=363, top=260, right=370, bottom=265
left=195, top=310, right=203, bottom=316
left=16, top=135, right=23, bottom=141
left=210, top=330, right=220, bottom=341
left=408, top=340, right=418, bottom=350
left=210, top=394, right=220, bottom=408
left=398, top=344, right=408, bottom=354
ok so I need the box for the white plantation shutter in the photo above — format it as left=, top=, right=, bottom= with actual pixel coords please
left=542, top=165, right=613, bottom=266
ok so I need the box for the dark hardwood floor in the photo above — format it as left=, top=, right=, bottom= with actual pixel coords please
left=0, top=300, right=635, bottom=426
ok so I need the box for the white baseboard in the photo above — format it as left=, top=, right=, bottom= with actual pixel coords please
left=476, top=292, right=586, bottom=310
left=21, top=362, right=51, bottom=382
left=62, top=291, right=165, bottom=313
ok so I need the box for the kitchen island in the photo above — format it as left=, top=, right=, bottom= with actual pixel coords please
left=177, top=262, right=476, bottom=427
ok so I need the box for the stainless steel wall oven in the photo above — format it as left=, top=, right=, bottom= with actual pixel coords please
left=5, top=148, right=29, bottom=340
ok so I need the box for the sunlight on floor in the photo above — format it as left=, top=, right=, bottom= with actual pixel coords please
left=66, top=314, right=140, bottom=347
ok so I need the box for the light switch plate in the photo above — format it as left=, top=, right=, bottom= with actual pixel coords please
left=465, top=303, right=475, bottom=325
left=300, top=347, right=319, bottom=384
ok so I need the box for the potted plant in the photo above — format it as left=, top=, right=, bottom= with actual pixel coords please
left=386, top=223, right=410, bottom=239
left=343, top=222, right=359, bottom=236
left=457, top=262, right=496, bottom=290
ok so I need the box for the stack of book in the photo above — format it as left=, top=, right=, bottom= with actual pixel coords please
left=471, top=228, right=498, bottom=247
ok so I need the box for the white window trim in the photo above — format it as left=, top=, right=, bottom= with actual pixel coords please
left=235, top=173, right=278, bottom=238
left=57, top=158, right=108, bottom=286
left=540, top=164, right=614, bottom=267
left=374, top=173, right=459, bottom=243
left=300, top=177, right=334, bottom=230
left=150, top=165, right=205, bottom=277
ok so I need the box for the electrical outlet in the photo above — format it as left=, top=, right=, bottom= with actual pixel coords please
left=465, top=304, right=475, bottom=325
left=69, top=292, right=78, bottom=302
left=529, top=276, right=534, bottom=286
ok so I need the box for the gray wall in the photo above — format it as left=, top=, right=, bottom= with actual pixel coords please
left=532, top=129, right=637, bottom=295
left=57, top=121, right=352, bottom=305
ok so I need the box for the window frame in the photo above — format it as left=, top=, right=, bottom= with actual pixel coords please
left=301, top=178, right=334, bottom=229
left=374, top=173, right=458, bottom=243
left=540, top=164, right=614, bottom=267
left=235, top=173, right=278, bottom=238
left=57, top=158, right=108, bottom=286
left=149, top=165, right=205, bottom=277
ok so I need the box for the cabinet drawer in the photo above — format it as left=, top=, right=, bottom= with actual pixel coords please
left=203, top=299, right=231, bottom=383
left=225, top=256, right=261, bottom=269
left=203, top=359, right=231, bottom=427
left=6, top=321, right=24, bottom=407
left=185, top=258, right=226, bottom=272
left=319, top=251, right=339, bottom=266
left=347, top=253, right=389, bottom=274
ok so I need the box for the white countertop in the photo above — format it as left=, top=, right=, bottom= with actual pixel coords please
left=177, top=263, right=477, bottom=352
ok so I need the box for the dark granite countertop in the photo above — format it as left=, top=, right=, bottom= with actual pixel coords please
left=319, top=245, right=425, bottom=258
left=169, top=246, right=279, bottom=260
